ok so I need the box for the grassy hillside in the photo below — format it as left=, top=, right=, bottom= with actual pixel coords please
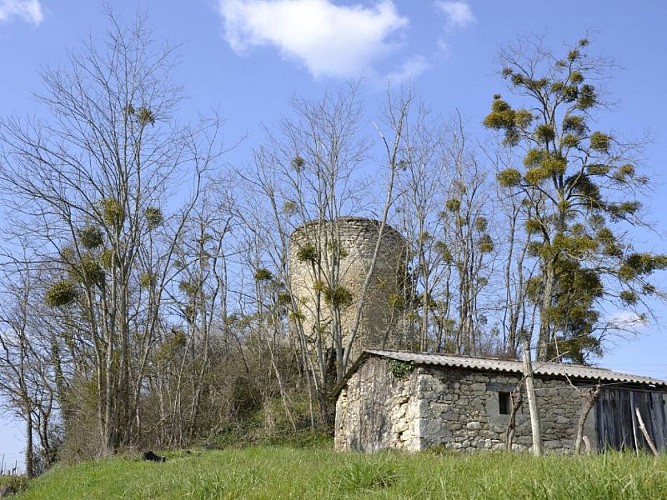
left=13, top=446, right=667, bottom=499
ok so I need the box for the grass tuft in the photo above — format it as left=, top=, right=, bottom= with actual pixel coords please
left=335, top=455, right=400, bottom=493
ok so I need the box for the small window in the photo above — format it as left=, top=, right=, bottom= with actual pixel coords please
left=498, top=391, right=511, bottom=415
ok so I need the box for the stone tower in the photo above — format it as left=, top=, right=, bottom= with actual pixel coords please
left=288, top=217, right=407, bottom=362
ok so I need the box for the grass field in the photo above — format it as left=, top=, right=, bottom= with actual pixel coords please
left=10, top=446, right=667, bottom=499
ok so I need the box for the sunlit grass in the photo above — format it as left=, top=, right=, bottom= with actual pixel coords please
left=17, top=447, right=667, bottom=499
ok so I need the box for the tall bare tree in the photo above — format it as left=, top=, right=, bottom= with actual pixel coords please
left=0, top=12, right=223, bottom=456
left=241, top=86, right=414, bottom=428
left=240, top=85, right=368, bottom=425
left=392, top=99, right=451, bottom=353
left=0, top=252, right=61, bottom=477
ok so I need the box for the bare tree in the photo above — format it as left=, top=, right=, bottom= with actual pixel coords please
left=240, top=85, right=415, bottom=429
left=147, top=183, right=234, bottom=447
left=442, top=126, right=496, bottom=355
left=392, top=99, right=451, bottom=353
left=0, top=248, right=62, bottom=476
left=0, top=12, right=223, bottom=456
left=241, top=85, right=368, bottom=425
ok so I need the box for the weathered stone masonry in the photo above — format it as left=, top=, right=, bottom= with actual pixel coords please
left=334, top=356, right=419, bottom=452
left=289, top=217, right=407, bottom=360
left=415, top=366, right=594, bottom=452
left=336, top=356, right=597, bottom=453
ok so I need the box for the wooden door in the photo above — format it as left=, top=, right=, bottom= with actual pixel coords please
left=595, top=388, right=666, bottom=452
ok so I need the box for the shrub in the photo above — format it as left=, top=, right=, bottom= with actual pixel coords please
left=388, top=359, right=413, bottom=379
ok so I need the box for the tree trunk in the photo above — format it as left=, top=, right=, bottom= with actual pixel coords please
left=522, top=340, right=542, bottom=456
left=574, top=383, right=600, bottom=454
left=25, top=406, right=34, bottom=479
left=505, top=387, right=523, bottom=451
left=536, top=262, right=556, bottom=361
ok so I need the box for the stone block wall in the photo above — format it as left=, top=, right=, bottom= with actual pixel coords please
left=289, top=217, right=406, bottom=361
left=335, top=357, right=421, bottom=451
left=416, top=366, right=596, bottom=453
left=335, top=358, right=598, bottom=453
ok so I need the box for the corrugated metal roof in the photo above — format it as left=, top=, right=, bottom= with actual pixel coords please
left=364, top=350, right=667, bottom=388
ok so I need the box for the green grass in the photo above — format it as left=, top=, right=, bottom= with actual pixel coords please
left=0, top=474, right=27, bottom=494
left=16, top=447, right=667, bottom=499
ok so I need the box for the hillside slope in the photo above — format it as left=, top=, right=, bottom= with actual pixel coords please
left=15, top=447, right=667, bottom=499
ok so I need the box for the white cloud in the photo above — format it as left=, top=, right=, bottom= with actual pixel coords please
left=216, top=0, right=409, bottom=79
left=0, top=0, right=43, bottom=26
left=435, top=1, right=475, bottom=29
left=384, top=55, right=430, bottom=85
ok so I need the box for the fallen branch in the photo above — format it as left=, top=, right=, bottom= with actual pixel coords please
left=634, top=408, right=659, bottom=457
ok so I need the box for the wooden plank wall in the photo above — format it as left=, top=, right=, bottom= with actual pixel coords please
left=596, top=388, right=667, bottom=452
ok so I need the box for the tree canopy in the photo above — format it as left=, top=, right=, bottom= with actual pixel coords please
left=484, top=37, right=667, bottom=362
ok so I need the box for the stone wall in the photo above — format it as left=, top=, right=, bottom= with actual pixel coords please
left=335, top=357, right=421, bottom=452
left=289, top=217, right=406, bottom=361
left=335, top=358, right=598, bottom=453
left=416, top=366, right=596, bottom=453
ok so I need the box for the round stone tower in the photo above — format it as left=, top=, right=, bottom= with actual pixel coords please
left=288, top=217, right=407, bottom=362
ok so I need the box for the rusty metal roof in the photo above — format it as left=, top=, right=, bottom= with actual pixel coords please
left=364, top=350, right=667, bottom=388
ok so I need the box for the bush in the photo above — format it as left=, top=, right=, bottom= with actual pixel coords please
left=0, top=476, right=28, bottom=496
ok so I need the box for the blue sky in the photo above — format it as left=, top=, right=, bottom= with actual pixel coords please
left=1, top=0, right=666, bottom=467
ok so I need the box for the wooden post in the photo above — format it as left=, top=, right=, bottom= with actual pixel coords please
left=522, top=339, right=543, bottom=456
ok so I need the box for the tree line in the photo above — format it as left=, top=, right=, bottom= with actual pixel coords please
left=0, top=15, right=664, bottom=476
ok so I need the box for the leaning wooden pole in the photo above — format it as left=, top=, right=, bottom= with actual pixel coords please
left=522, top=339, right=543, bottom=456
left=635, top=408, right=659, bottom=457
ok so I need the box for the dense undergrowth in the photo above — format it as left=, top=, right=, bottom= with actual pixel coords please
left=9, top=445, right=667, bottom=499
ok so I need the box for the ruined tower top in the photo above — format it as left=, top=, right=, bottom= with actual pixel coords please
left=288, top=217, right=407, bottom=362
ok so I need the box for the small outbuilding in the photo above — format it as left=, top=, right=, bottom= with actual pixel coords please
left=334, top=350, right=667, bottom=453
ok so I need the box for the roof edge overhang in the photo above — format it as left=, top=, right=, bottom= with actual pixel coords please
left=331, top=349, right=667, bottom=399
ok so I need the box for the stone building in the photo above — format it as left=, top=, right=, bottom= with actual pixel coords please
left=288, top=217, right=407, bottom=361
left=334, top=350, right=667, bottom=453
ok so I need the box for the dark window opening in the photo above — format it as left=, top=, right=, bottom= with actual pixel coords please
left=499, top=391, right=511, bottom=415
